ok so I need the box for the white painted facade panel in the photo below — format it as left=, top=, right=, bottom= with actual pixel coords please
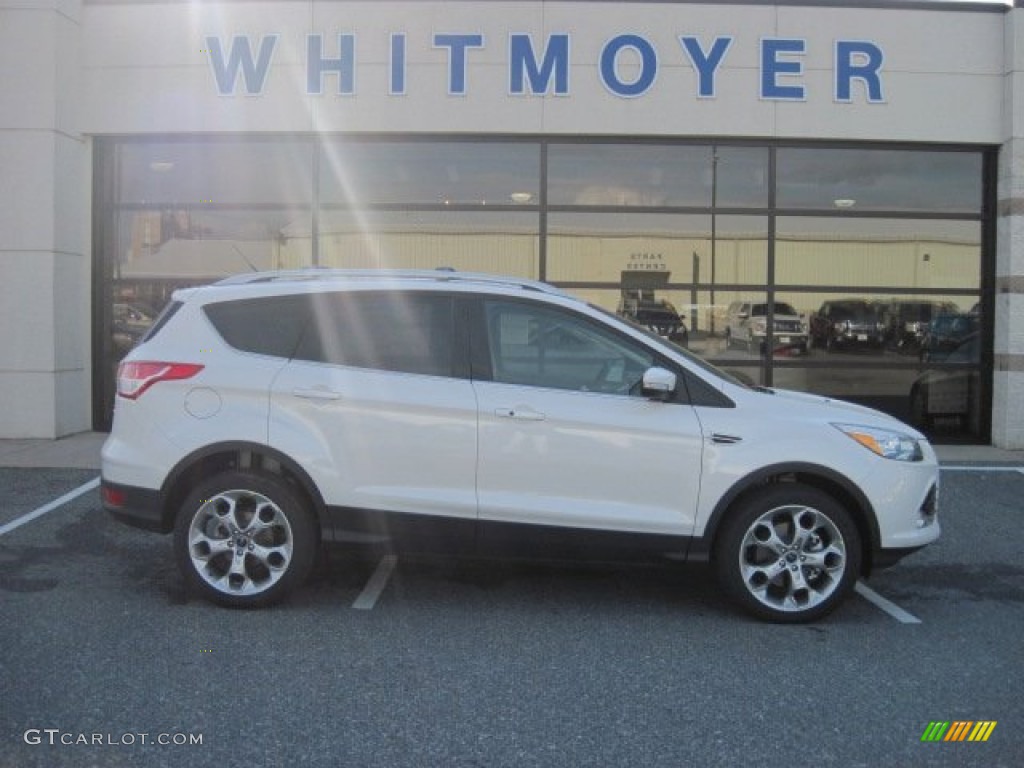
left=77, top=2, right=1006, bottom=141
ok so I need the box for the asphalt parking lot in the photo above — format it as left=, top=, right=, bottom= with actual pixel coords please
left=1, top=463, right=1022, bottom=768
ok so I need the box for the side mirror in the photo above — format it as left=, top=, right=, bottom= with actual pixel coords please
left=641, top=367, right=677, bottom=402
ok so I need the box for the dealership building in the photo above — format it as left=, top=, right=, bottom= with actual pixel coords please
left=2, top=0, right=1023, bottom=446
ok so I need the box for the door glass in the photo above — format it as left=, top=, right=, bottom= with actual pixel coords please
left=483, top=301, right=654, bottom=395
left=295, top=292, right=454, bottom=377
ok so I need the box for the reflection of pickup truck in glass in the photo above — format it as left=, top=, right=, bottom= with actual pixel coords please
left=880, top=300, right=959, bottom=354
left=810, top=299, right=885, bottom=351
left=616, top=271, right=688, bottom=347
left=725, top=301, right=808, bottom=355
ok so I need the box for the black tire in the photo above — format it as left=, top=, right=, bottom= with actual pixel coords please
left=714, top=484, right=862, bottom=623
left=173, top=470, right=317, bottom=608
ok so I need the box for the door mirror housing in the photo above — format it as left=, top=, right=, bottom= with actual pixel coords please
left=641, top=367, right=677, bottom=401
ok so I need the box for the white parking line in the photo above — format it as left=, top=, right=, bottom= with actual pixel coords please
left=855, top=581, right=921, bottom=624
left=352, top=554, right=398, bottom=610
left=0, top=477, right=100, bottom=537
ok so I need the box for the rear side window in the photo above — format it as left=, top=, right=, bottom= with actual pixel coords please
left=204, top=295, right=312, bottom=358
left=294, top=291, right=454, bottom=377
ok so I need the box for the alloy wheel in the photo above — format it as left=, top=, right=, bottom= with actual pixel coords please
left=737, top=503, right=847, bottom=613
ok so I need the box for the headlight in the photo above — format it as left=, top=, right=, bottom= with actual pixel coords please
left=833, top=423, right=923, bottom=462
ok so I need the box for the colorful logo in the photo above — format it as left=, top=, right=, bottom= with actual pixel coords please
left=921, top=721, right=997, bottom=742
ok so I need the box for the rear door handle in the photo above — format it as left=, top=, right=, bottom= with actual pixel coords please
left=293, top=387, right=342, bottom=401
left=495, top=407, right=546, bottom=422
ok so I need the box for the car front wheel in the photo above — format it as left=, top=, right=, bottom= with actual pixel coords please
left=173, top=470, right=317, bottom=608
left=714, top=485, right=861, bottom=623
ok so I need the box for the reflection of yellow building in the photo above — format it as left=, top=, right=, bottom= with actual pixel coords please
left=316, top=231, right=538, bottom=278
left=775, top=235, right=979, bottom=291
left=284, top=213, right=540, bottom=278
left=120, top=214, right=979, bottom=326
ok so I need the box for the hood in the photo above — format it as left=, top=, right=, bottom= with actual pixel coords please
left=745, top=386, right=926, bottom=438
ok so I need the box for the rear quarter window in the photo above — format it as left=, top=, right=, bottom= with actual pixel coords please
left=203, top=295, right=312, bottom=358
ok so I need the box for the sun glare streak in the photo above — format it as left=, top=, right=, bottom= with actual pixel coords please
left=319, top=141, right=387, bottom=270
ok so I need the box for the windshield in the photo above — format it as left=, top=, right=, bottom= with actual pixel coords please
left=751, top=303, right=799, bottom=317
left=832, top=302, right=871, bottom=318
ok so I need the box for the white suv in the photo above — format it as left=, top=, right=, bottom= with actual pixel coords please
left=726, top=301, right=809, bottom=355
left=102, top=270, right=940, bottom=622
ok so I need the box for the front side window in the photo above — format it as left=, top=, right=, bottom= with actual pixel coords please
left=482, top=300, right=654, bottom=395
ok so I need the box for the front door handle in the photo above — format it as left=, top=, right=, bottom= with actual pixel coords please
left=293, top=387, right=342, bottom=401
left=495, top=407, right=546, bottom=422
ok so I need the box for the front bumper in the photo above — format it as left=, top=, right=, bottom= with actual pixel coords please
left=836, top=329, right=883, bottom=345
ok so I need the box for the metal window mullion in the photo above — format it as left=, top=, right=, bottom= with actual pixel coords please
left=765, top=146, right=778, bottom=387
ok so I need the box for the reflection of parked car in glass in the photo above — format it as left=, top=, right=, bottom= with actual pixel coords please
left=909, top=333, right=981, bottom=433
left=725, top=301, right=807, bottom=355
left=112, top=303, right=154, bottom=353
left=809, top=300, right=884, bottom=351
left=880, top=300, right=958, bottom=355
left=616, top=271, right=688, bottom=347
left=920, top=313, right=980, bottom=362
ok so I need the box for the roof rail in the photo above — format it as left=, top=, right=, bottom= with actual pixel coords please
left=212, top=268, right=569, bottom=297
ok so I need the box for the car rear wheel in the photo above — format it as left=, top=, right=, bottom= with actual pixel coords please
left=714, top=484, right=861, bottom=623
left=173, top=470, right=316, bottom=608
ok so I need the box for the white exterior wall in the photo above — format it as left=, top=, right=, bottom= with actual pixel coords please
left=0, top=1, right=90, bottom=438
left=995, top=8, right=1024, bottom=449
left=0, top=0, right=1021, bottom=445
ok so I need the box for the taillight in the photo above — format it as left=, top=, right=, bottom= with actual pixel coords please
left=117, top=361, right=204, bottom=400
left=101, top=484, right=126, bottom=508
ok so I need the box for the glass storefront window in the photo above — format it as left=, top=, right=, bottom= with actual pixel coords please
left=95, top=137, right=991, bottom=441
left=547, top=213, right=710, bottom=283
left=547, top=144, right=712, bottom=207
left=777, top=148, right=982, bottom=214
left=714, top=146, right=770, bottom=208
left=115, top=209, right=313, bottom=280
left=118, top=139, right=315, bottom=205
left=775, top=218, right=981, bottom=291
left=547, top=214, right=767, bottom=285
left=319, top=141, right=540, bottom=206
left=770, top=289, right=984, bottom=441
left=315, top=210, right=539, bottom=277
